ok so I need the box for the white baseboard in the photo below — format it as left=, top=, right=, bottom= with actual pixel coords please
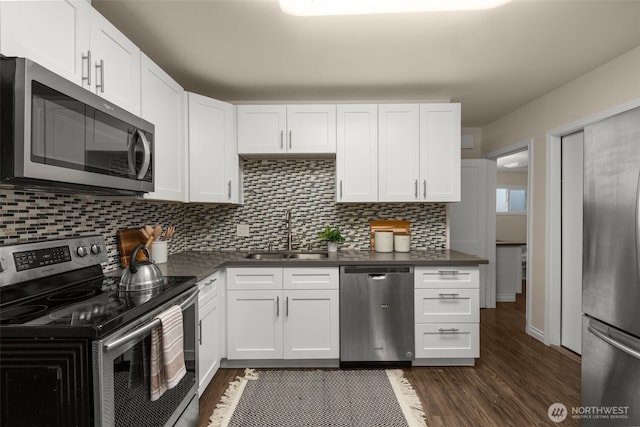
left=496, top=293, right=516, bottom=302
left=527, top=323, right=545, bottom=343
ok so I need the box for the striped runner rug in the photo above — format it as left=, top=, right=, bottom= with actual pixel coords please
left=208, top=369, right=427, bottom=427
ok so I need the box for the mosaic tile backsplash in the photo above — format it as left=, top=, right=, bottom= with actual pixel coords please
left=1, top=159, right=448, bottom=272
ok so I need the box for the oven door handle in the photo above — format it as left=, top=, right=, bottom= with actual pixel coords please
left=103, top=288, right=198, bottom=353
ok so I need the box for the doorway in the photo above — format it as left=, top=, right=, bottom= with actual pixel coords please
left=486, top=139, right=533, bottom=334
left=545, top=99, right=640, bottom=347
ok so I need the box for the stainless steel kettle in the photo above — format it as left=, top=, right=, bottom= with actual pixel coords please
left=119, top=245, right=164, bottom=291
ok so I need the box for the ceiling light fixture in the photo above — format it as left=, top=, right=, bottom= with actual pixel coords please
left=279, top=0, right=512, bottom=16
left=503, top=161, right=520, bottom=169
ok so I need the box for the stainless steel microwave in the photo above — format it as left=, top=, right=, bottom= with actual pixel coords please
left=0, top=57, right=154, bottom=194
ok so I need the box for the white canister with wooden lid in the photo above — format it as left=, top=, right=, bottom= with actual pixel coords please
left=374, top=231, right=394, bottom=252
left=394, top=233, right=410, bottom=252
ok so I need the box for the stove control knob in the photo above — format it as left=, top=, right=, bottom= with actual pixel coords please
left=77, top=246, right=89, bottom=257
left=91, top=244, right=101, bottom=255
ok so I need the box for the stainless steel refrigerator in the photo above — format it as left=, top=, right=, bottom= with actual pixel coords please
left=582, top=106, right=640, bottom=426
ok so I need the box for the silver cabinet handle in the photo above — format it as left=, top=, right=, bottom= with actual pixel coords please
left=280, top=130, right=284, bottom=149
left=438, top=293, right=459, bottom=298
left=414, top=179, right=418, bottom=198
left=95, top=59, right=104, bottom=93
left=286, top=296, right=289, bottom=316
left=339, top=180, right=343, bottom=199
left=276, top=296, right=280, bottom=317
left=82, top=50, right=92, bottom=86
left=438, top=328, right=460, bottom=334
left=289, top=130, right=292, bottom=149
left=588, top=325, right=640, bottom=361
left=227, top=180, right=232, bottom=199
left=438, top=270, right=459, bottom=276
left=204, top=278, right=217, bottom=286
left=423, top=180, right=427, bottom=198
left=198, top=320, right=203, bottom=345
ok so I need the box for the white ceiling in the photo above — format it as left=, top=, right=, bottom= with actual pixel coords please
left=92, top=0, right=640, bottom=127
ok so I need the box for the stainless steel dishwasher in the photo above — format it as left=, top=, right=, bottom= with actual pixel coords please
left=340, top=265, right=414, bottom=367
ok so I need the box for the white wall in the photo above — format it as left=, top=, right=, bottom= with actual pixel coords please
left=481, top=45, right=640, bottom=337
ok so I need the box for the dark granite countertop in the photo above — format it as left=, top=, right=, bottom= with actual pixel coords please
left=152, top=249, right=488, bottom=282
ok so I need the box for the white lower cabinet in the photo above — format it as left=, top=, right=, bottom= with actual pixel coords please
left=197, top=271, right=224, bottom=395
left=283, top=289, right=339, bottom=359
left=226, top=267, right=339, bottom=360
left=227, top=289, right=283, bottom=359
left=414, top=323, right=479, bottom=359
left=413, top=266, right=480, bottom=365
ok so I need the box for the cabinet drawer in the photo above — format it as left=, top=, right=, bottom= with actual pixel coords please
left=284, top=268, right=338, bottom=290
left=198, top=271, right=220, bottom=305
left=414, top=267, right=479, bottom=289
left=414, top=288, right=479, bottom=323
left=415, top=323, right=479, bottom=358
left=227, top=268, right=282, bottom=290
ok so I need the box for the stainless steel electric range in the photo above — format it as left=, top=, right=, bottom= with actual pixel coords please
left=0, top=235, right=198, bottom=427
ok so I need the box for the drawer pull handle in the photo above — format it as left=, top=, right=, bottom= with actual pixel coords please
left=205, top=278, right=217, bottom=286
left=438, top=293, right=459, bottom=298
left=438, top=328, right=460, bottom=334
left=438, top=270, right=459, bottom=276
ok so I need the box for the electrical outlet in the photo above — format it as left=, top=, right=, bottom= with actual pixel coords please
left=237, top=223, right=250, bottom=237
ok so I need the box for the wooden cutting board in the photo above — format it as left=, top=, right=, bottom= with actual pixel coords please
left=369, top=220, right=411, bottom=250
left=117, top=228, right=148, bottom=267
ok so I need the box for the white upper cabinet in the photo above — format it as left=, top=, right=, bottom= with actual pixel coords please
left=286, top=105, right=337, bottom=154
left=89, top=8, right=141, bottom=115
left=0, top=1, right=141, bottom=115
left=188, top=93, right=240, bottom=204
left=378, top=103, right=461, bottom=202
left=378, top=104, right=421, bottom=202
left=336, top=105, right=378, bottom=202
left=0, top=0, right=91, bottom=84
left=237, top=105, right=286, bottom=154
left=140, top=53, right=187, bottom=202
left=419, top=103, right=461, bottom=202
left=237, top=105, right=336, bottom=155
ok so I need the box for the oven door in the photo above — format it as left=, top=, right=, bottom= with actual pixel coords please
left=94, top=288, right=198, bottom=427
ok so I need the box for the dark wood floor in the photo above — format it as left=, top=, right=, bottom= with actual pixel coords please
left=198, top=285, right=581, bottom=426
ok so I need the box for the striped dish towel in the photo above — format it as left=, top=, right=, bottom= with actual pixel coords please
left=150, top=305, right=187, bottom=401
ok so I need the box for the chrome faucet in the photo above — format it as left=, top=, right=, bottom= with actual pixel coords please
left=285, top=209, right=293, bottom=251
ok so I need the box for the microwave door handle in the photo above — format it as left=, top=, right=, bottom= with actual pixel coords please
left=127, top=129, right=151, bottom=180
left=103, top=288, right=198, bottom=353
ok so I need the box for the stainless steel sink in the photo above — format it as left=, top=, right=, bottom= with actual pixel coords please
left=288, top=252, right=329, bottom=260
left=245, top=252, right=289, bottom=260
left=244, top=251, right=329, bottom=260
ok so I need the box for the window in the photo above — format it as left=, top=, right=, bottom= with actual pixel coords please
left=496, top=186, right=527, bottom=214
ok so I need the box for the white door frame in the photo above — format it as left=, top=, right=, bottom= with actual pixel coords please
left=485, top=139, right=533, bottom=335
left=545, top=98, right=640, bottom=346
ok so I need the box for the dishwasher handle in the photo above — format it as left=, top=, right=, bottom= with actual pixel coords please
left=368, top=274, right=388, bottom=280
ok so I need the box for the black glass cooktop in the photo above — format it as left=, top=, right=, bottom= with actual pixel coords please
left=0, top=265, right=196, bottom=339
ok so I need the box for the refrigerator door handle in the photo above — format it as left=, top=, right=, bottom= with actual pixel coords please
left=636, top=171, right=640, bottom=281
left=588, top=325, right=640, bottom=361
